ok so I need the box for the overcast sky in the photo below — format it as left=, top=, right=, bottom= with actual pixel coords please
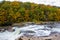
left=0, top=0, right=60, bottom=7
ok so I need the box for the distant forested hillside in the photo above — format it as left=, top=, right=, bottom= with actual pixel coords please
left=0, top=1, right=60, bottom=26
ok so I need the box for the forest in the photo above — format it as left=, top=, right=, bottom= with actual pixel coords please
left=0, top=1, right=60, bottom=26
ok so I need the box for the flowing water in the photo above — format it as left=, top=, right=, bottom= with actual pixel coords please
left=0, top=23, right=60, bottom=40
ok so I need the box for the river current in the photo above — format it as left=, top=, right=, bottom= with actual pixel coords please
left=0, top=23, right=60, bottom=40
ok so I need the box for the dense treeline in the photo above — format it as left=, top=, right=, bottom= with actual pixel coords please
left=0, top=1, right=60, bottom=26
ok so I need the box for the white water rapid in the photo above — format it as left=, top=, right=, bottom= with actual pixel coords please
left=0, top=24, right=60, bottom=40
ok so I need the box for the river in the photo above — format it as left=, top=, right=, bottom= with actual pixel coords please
left=0, top=23, right=60, bottom=40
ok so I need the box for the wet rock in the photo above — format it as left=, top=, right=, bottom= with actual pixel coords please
left=0, top=29, right=5, bottom=32
left=7, top=26, right=13, bottom=32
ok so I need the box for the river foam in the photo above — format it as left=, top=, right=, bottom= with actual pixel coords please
left=0, top=24, right=60, bottom=40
